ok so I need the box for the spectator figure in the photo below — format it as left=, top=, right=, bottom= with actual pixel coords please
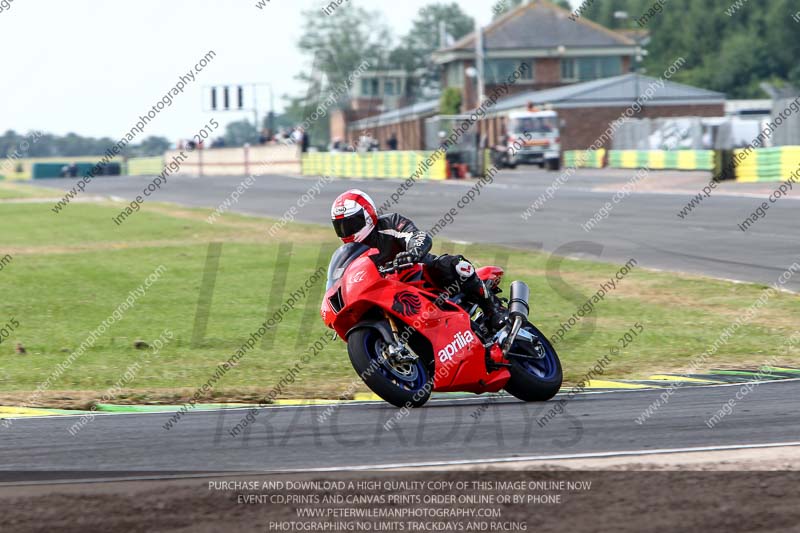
left=301, top=128, right=310, bottom=153
left=387, top=133, right=398, bottom=151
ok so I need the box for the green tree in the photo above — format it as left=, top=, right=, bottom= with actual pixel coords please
left=392, top=2, right=474, bottom=70
left=295, top=5, right=392, bottom=144
left=577, top=0, right=800, bottom=98
left=440, top=87, right=463, bottom=115
left=389, top=3, right=475, bottom=101
left=132, top=136, right=172, bottom=157
left=493, top=0, right=571, bottom=18
left=297, top=5, right=391, bottom=88
left=223, top=120, right=259, bottom=147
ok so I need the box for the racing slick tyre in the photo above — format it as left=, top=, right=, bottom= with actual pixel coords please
left=547, top=158, right=561, bottom=171
left=347, top=326, right=432, bottom=408
left=504, top=322, right=562, bottom=402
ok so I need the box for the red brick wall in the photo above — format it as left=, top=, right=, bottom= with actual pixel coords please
left=557, top=103, right=724, bottom=151
left=346, top=103, right=724, bottom=154
left=534, top=58, right=561, bottom=88
left=346, top=117, right=427, bottom=151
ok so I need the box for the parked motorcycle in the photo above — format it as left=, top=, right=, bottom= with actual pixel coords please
left=320, top=243, right=562, bottom=408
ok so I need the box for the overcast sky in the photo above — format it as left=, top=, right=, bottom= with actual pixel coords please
left=0, top=0, right=580, bottom=142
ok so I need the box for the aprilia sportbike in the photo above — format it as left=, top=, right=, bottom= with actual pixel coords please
left=320, top=243, right=562, bottom=408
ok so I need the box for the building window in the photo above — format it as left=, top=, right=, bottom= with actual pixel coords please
left=446, top=62, right=464, bottom=88
left=561, top=59, right=577, bottom=81
left=485, top=59, right=534, bottom=84
left=562, top=57, right=622, bottom=82
left=360, top=79, right=380, bottom=96
left=384, top=80, right=396, bottom=96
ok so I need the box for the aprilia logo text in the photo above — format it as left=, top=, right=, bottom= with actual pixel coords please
left=438, top=330, right=476, bottom=363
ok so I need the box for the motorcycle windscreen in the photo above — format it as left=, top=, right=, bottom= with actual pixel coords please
left=326, top=242, right=369, bottom=290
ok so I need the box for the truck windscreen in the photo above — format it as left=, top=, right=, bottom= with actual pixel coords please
left=510, top=117, right=556, bottom=134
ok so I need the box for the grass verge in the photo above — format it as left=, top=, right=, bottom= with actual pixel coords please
left=0, top=181, right=62, bottom=200
left=0, top=200, right=797, bottom=407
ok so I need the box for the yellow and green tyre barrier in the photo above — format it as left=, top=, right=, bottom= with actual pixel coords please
left=302, top=151, right=447, bottom=180
left=734, top=146, right=800, bottom=182
left=127, top=156, right=165, bottom=176
left=607, top=150, right=715, bottom=171
left=564, top=149, right=606, bottom=168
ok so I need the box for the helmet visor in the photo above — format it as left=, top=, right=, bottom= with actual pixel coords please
left=332, top=214, right=366, bottom=239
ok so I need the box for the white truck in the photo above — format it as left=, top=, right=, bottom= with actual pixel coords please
left=505, top=110, right=561, bottom=171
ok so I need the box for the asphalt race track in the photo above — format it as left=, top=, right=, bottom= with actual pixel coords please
left=14, top=168, right=798, bottom=482
left=33, top=168, right=800, bottom=291
left=2, top=380, right=799, bottom=479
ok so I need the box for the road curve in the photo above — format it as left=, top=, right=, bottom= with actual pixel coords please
left=32, top=169, right=800, bottom=291
left=1, top=380, right=798, bottom=480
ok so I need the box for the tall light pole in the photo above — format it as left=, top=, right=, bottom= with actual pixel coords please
left=205, top=83, right=275, bottom=132
left=475, top=22, right=485, bottom=106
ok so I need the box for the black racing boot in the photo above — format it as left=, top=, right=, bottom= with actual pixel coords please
left=458, top=267, right=508, bottom=335
left=479, top=295, right=508, bottom=334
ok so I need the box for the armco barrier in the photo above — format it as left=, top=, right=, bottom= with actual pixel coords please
left=5, top=155, right=123, bottom=180
left=608, top=150, right=715, bottom=171
left=564, top=149, right=605, bottom=168
left=127, top=156, right=165, bottom=176
left=302, top=151, right=447, bottom=180
left=734, top=146, right=800, bottom=182
left=32, top=161, right=121, bottom=179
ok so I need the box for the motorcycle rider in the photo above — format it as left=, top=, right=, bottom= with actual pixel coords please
left=330, top=189, right=507, bottom=333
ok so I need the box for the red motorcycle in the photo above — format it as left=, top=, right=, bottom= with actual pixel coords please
left=320, top=243, right=562, bottom=408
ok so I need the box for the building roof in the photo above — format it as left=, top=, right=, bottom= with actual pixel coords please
left=434, top=0, right=636, bottom=61
left=348, top=75, right=725, bottom=130
left=348, top=99, right=439, bottom=130
left=487, top=73, right=726, bottom=114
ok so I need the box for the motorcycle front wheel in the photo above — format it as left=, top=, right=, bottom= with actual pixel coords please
left=347, top=326, right=432, bottom=408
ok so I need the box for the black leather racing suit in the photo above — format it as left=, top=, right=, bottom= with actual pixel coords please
left=364, top=213, right=499, bottom=321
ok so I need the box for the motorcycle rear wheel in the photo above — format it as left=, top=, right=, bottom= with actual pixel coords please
left=504, top=321, right=562, bottom=402
left=347, top=326, right=432, bottom=408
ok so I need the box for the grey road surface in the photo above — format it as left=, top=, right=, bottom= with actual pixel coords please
left=35, top=168, right=800, bottom=291
left=1, top=380, right=798, bottom=478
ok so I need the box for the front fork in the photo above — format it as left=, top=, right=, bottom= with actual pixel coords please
left=384, top=313, right=418, bottom=363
